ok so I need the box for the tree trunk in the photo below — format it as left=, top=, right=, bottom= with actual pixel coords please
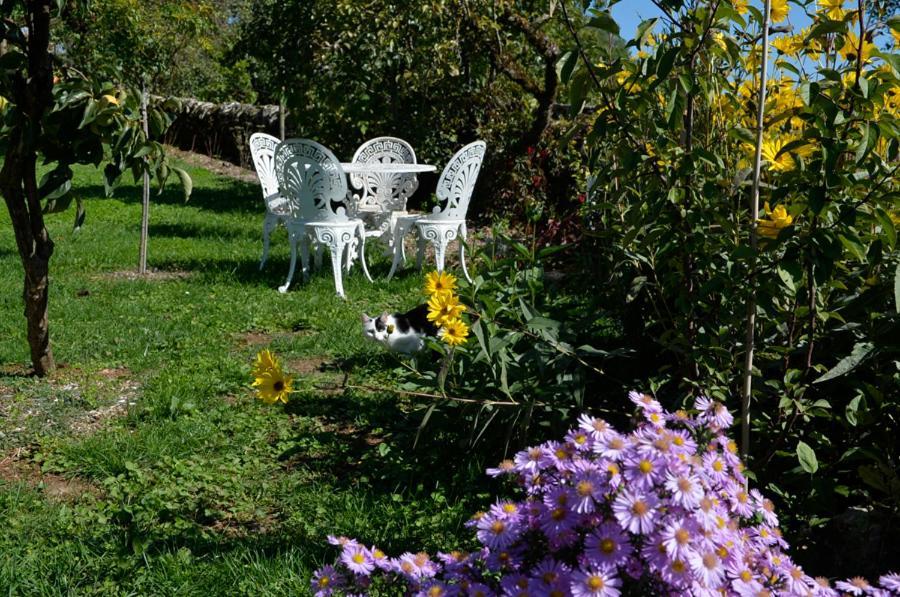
left=0, top=0, right=57, bottom=376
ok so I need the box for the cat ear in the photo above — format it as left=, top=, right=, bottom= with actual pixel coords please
left=361, top=313, right=371, bottom=323
left=378, top=313, right=389, bottom=324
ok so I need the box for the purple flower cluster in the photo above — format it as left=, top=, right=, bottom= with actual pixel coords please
left=312, top=392, right=900, bottom=596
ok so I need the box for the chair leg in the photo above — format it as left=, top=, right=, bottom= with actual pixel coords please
left=300, top=232, right=311, bottom=283
left=434, top=237, right=447, bottom=273
left=329, top=238, right=346, bottom=299
left=387, top=219, right=414, bottom=281
left=357, top=224, right=373, bottom=283
left=459, top=223, right=472, bottom=283
left=345, top=236, right=358, bottom=274
left=279, top=228, right=299, bottom=293
left=260, top=213, right=278, bottom=270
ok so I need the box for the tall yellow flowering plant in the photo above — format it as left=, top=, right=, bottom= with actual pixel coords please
left=423, top=271, right=470, bottom=347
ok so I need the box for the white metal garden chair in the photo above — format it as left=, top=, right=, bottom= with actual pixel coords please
left=249, top=132, right=292, bottom=270
left=273, top=139, right=371, bottom=298
left=387, top=140, right=486, bottom=283
left=349, top=137, right=419, bottom=245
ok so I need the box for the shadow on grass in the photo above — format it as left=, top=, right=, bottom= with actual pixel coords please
left=78, top=182, right=261, bottom=215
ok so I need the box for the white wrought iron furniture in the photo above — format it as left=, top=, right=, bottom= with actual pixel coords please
left=273, top=138, right=371, bottom=298
left=347, top=137, right=418, bottom=238
left=249, top=132, right=291, bottom=270
left=386, top=140, right=486, bottom=283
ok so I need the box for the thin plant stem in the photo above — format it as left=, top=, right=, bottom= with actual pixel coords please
left=741, top=0, right=772, bottom=460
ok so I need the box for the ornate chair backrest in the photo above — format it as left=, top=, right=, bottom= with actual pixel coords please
left=249, top=132, right=281, bottom=205
left=274, top=139, right=349, bottom=222
left=431, top=141, right=486, bottom=221
left=350, top=137, right=418, bottom=213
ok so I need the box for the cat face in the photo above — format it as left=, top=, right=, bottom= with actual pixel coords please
left=361, top=313, right=387, bottom=344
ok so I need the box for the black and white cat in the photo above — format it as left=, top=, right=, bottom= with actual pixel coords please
left=361, top=303, right=439, bottom=353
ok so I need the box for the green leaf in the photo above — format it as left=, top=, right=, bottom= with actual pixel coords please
left=838, top=233, right=867, bottom=262
left=587, top=11, right=620, bottom=36
left=79, top=100, right=99, bottom=129
left=73, top=197, right=86, bottom=231
left=845, top=395, right=862, bottom=427
left=814, top=342, right=875, bottom=384
left=796, top=441, right=818, bottom=474
left=172, top=167, right=192, bottom=202
left=557, top=50, right=578, bottom=84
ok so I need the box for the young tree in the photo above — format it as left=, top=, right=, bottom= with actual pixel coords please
left=1, top=0, right=188, bottom=375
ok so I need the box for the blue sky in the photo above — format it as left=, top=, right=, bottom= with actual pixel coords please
left=609, top=1, right=816, bottom=39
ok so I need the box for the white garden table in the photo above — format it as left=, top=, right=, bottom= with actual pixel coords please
left=340, top=162, right=437, bottom=273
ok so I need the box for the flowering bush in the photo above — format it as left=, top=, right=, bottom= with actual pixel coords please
left=313, top=393, right=899, bottom=596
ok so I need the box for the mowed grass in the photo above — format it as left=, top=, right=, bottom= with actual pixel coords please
left=0, top=161, right=486, bottom=595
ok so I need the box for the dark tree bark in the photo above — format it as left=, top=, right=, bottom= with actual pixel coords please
left=0, top=0, right=57, bottom=376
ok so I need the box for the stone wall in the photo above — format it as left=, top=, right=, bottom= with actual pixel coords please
left=161, top=97, right=281, bottom=169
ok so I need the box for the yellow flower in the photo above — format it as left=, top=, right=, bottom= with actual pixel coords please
left=839, top=32, right=875, bottom=64
left=759, top=136, right=814, bottom=172
left=427, top=292, right=466, bottom=327
left=757, top=202, right=793, bottom=238
left=732, top=0, right=748, bottom=15
left=771, top=34, right=802, bottom=57
left=440, top=318, right=469, bottom=346
left=818, top=0, right=846, bottom=20
left=252, top=349, right=278, bottom=378
left=424, top=270, right=457, bottom=296
left=253, top=368, right=293, bottom=404
left=770, top=0, right=789, bottom=23
left=251, top=349, right=293, bottom=404
left=101, top=94, right=119, bottom=106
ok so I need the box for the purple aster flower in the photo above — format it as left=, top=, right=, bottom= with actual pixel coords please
left=624, top=452, right=663, bottom=491
left=531, top=558, right=571, bottom=588
left=311, top=564, right=342, bottom=596
left=836, top=577, right=872, bottom=595
left=327, top=535, right=359, bottom=549
left=486, top=459, right=516, bottom=477
left=466, top=583, right=495, bottom=597
left=571, top=467, right=605, bottom=513
left=731, top=578, right=765, bottom=596
left=578, top=414, right=614, bottom=441
left=709, top=401, right=734, bottom=429
left=539, top=501, right=579, bottom=536
left=661, top=516, right=698, bottom=561
left=544, top=440, right=577, bottom=470
left=368, top=545, right=392, bottom=571
left=490, top=500, right=522, bottom=522
left=611, top=489, right=659, bottom=534
left=543, top=486, right=574, bottom=511
left=667, top=430, right=697, bottom=455
left=514, top=446, right=547, bottom=474
left=688, top=549, right=726, bottom=589
left=693, top=395, right=714, bottom=414
left=499, top=573, right=531, bottom=596
left=476, top=513, right=520, bottom=550
left=879, top=573, right=900, bottom=592
left=584, top=521, right=631, bottom=570
left=629, top=390, right=662, bottom=413
left=341, top=544, right=374, bottom=575
left=485, top=547, right=524, bottom=572
left=593, top=432, right=627, bottom=460
left=570, top=567, right=621, bottom=597
left=566, top=428, right=593, bottom=451
left=665, top=473, right=703, bottom=509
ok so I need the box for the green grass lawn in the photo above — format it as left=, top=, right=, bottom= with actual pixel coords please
left=0, top=161, right=487, bottom=595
